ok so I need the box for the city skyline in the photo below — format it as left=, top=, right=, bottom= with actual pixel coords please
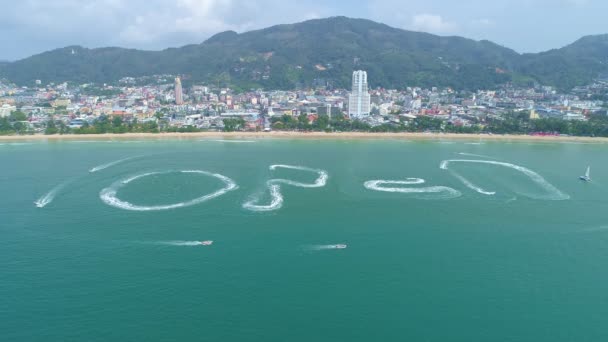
left=1, top=1, right=608, bottom=61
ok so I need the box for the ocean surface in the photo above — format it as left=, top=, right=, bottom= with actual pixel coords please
left=2, top=138, right=608, bottom=341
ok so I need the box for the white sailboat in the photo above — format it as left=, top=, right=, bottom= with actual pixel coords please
left=579, top=166, right=591, bottom=182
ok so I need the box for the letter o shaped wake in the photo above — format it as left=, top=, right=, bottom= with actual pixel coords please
left=100, top=170, right=238, bottom=211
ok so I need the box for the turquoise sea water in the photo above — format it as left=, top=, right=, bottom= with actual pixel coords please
left=2, top=138, right=608, bottom=341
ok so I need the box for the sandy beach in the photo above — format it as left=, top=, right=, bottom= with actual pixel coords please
left=1, top=131, right=608, bottom=143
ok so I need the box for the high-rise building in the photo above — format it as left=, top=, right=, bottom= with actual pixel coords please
left=348, top=70, right=371, bottom=118
left=175, top=77, right=184, bottom=105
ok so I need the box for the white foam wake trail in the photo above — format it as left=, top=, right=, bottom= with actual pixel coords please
left=121, top=172, right=158, bottom=184
left=243, top=184, right=283, bottom=212
left=364, top=178, right=424, bottom=191
left=440, top=159, right=569, bottom=200
left=35, top=182, right=69, bottom=208
left=158, top=241, right=208, bottom=246
left=269, top=165, right=329, bottom=188
left=364, top=178, right=461, bottom=199
left=89, top=156, right=140, bottom=173
left=308, top=244, right=347, bottom=251
left=100, top=170, right=238, bottom=211
left=243, top=165, right=328, bottom=212
left=457, top=152, right=495, bottom=159
left=448, top=172, right=496, bottom=195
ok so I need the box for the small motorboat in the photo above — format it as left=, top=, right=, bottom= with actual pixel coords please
left=200, top=240, right=213, bottom=246
left=579, top=166, right=591, bottom=182
left=334, top=244, right=347, bottom=249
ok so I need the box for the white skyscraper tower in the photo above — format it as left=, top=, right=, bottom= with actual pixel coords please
left=348, top=70, right=371, bottom=118
left=175, top=77, right=184, bottom=105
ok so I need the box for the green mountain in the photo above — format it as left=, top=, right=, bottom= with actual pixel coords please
left=0, top=17, right=606, bottom=90
left=519, top=35, right=608, bottom=89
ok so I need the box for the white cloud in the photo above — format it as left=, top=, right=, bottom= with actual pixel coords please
left=411, top=14, right=458, bottom=34
left=564, top=0, right=590, bottom=5
left=2, top=0, right=608, bottom=60
left=470, top=18, right=494, bottom=27
left=0, top=0, right=332, bottom=60
left=114, top=0, right=236, bottom=44
left=302, top=12, right=323, bottom=21
left=172, top=0, right=233, bottom=32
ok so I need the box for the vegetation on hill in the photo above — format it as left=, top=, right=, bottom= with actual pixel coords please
left=1, top=17, right=607, bottom=90
left=519, top=35, right=608, bottom=89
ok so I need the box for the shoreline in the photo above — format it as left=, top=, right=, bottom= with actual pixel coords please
left=1, top=131, right=608, bottom=143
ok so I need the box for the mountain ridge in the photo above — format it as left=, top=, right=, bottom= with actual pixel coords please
left=1, top=16, right=606, bottom=90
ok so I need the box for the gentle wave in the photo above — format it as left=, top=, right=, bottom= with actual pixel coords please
left=440, top=159, right=569, bottom=200
left=457, top=152, right=495, bottom=159
left=579, top=226, right=608, bottom=233
left=205, top=140, right=256, bottom=143
left=364, top=178, right=462, bottom=199
left=0, top=142, right=33, bottom=146
left=110, top=140, right=148, bottom=144
left=243, top=165, right=328, bottom=212
left=89, top=156, right=141, bottom=173
left=67, top=141, right=112, bottom=144
left=100, top=170, right=238, bottom=211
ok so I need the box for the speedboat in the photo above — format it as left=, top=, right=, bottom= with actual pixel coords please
left=579, top=166, right=591, bottom=182
left=334, top=244, right=347, bottom=249
left=200, top=240, right=213, bottom=246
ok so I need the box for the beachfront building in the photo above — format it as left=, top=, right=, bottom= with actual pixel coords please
left=175, top=77, right=184, bottom=105
left=0, top=104, right=16, bottom=117
left=348, top=70, right=371, bottom=118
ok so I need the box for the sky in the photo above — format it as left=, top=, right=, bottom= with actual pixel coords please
left=1, top=0, right=606, bottom=61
